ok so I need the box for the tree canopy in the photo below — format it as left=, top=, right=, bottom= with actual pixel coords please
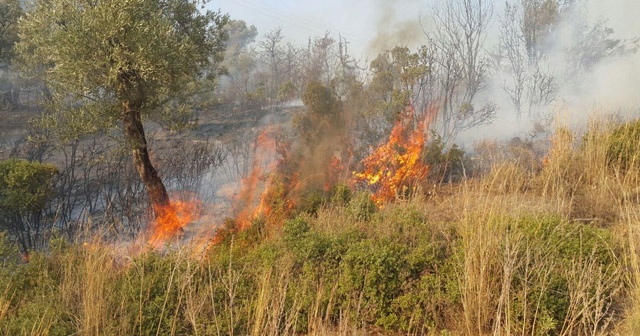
left=17, top=0, right=227, bottom=122
left=0, top=0, right=22, bottom=64
left=16, top=0, right=228, bottom=214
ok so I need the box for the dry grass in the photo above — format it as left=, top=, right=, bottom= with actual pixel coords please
left=4, top=117, right=640, bottom=335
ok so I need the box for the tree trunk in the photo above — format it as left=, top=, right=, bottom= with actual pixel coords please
left=122, top=102, right=170, bottom=217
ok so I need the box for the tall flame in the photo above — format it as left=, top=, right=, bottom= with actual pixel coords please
left=353, top=107, right=431, bottom=207
left=234, top=127, right=279, bottom=230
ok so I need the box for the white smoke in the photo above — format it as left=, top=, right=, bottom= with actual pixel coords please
left=458, top=0, right=640, bottom=145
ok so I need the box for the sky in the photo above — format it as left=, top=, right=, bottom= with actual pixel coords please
left=210, top=0, right=639, bottom=58
left=209, top=0, right=432, bottom=61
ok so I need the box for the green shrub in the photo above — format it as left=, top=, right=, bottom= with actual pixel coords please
left=389, top=224, right=460, bottom=333
left=505, top=215, right=620, bottom=335
left=114, top=251, right=192, bottom=335
left=283, top=216, right=326, bottom=262
left=338, top=238, right=407, bottom=328
left=346, top=191, right=377, bottom=221
left=0, top=158, right=58, bottom=251
left=329, top=183, right=352, bottom=206
left=423, top=133, right=467, bottom=183
left=374, top=204, right=427, bottom=244
left=0, top=243, right=74, bottom=335
left=297, top=189, right=327, bottom=216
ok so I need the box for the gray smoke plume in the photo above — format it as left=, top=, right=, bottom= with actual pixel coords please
left=366, top=0, right=423, bottom=56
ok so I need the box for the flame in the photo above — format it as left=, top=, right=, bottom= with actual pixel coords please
left=234, top=127, right=279, bottom=230
left=324, top=151, right=348, bottom=191
left=234, top=167, right=263, bottom=231
left=148, top=199, right=202, bottom=249
left=353, top=107, right=431, bottom=207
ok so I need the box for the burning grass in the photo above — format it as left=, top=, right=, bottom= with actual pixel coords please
left=5, top=115, right=640, bottom=335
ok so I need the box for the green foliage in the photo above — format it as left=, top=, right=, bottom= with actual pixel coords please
left=0, top=200, right=623, bottom=335
left=368, top=47, right=427, bottom=122
left=0, top=158, right=58, bottom=214
left=0, top=158, right=58, bottom=251
left=244, top=85, right=267, bottom=109
left=424, top=133, right=468, bottom=182
left=606, top=119, right=640, bottom=170
left=346, top=191, right=378, bottom=221
left=0, top=242, right=75, bottom=335
left=391, top=253, right=458, bottom=332
left=277, top=80, right=296, bottom=101
left=302, top=80, right=339, bottom=117
left=0, top=232, right=20, bottom=266
left=502, top=215, right=619, bottom=335
left=339, top=238, right=407, bottom=327
left=329, top=183, right=352, bottom=206
left=0, top=0, right=22, bottom=63
left=296, top=80, right=343, bottom=142
left=16, top=0, right=229, bottom=139
left=296, top=190, right=326, bottom=216
left=115, top=251, right=192, bottom=335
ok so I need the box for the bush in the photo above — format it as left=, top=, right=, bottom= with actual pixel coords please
left=114, top=251, right=194, bottom=335
left=338, top=238, right=408, bottom=328
left=423, top=133, right=467, bottom=183
left=502, top=215, right=620, bottom=335
left=0, top=158, right=58, bottom=252
left=346, top=191, right=377, bottom=221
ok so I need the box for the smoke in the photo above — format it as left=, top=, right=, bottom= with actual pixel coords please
left=558, top=0, right=640, bottom=114
left=583, top=0, right=640, bottom=41
left=365, top=0, right=423, bottom=56
left=458, top=0, right=640, bottom=146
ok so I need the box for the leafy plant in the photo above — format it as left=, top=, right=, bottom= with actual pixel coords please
left=0, top=158, right=58, bottom=252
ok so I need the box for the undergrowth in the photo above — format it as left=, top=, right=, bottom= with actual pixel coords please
left=2, top=118, right=640, bottom=335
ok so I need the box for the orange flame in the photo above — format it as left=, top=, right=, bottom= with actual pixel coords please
left=235, top=168, right=263, bottom=231
left=324, top=151, right=348, bottom=191
left=148, top=199, right=202, bottom=249
left=353, top=107, right=431, bottom=207
left=234, top=127, right=279, bottom=230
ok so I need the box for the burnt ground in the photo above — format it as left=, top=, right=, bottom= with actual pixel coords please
left=0, top=104, right=298, bottom=160
left=0, top=107, right=42, bottom=157
left=0, top=102, right=301, bottom=242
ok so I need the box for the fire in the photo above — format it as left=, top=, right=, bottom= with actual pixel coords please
left=324, top=151, right=348, bottom=191
left=148, top=199, right=202, bottom=249
left=234, top=127, right=279, bottom=230
left=353, top=107, right=431, bottom=207
left=234, top=167, right=264, bottom=231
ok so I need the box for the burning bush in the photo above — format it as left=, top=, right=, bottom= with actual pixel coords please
left=353, top=107, right=429, bottom=207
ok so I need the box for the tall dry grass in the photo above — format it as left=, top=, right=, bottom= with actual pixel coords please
left=3, top=116, right=640, bottom=335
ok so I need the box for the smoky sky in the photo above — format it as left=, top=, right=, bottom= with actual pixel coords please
left=213, top=0, right=639, bottom=144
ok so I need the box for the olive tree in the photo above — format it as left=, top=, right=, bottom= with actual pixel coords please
left=0, top=0, right=21, bottom=63
left=16, top=0, right=228, bottom=216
